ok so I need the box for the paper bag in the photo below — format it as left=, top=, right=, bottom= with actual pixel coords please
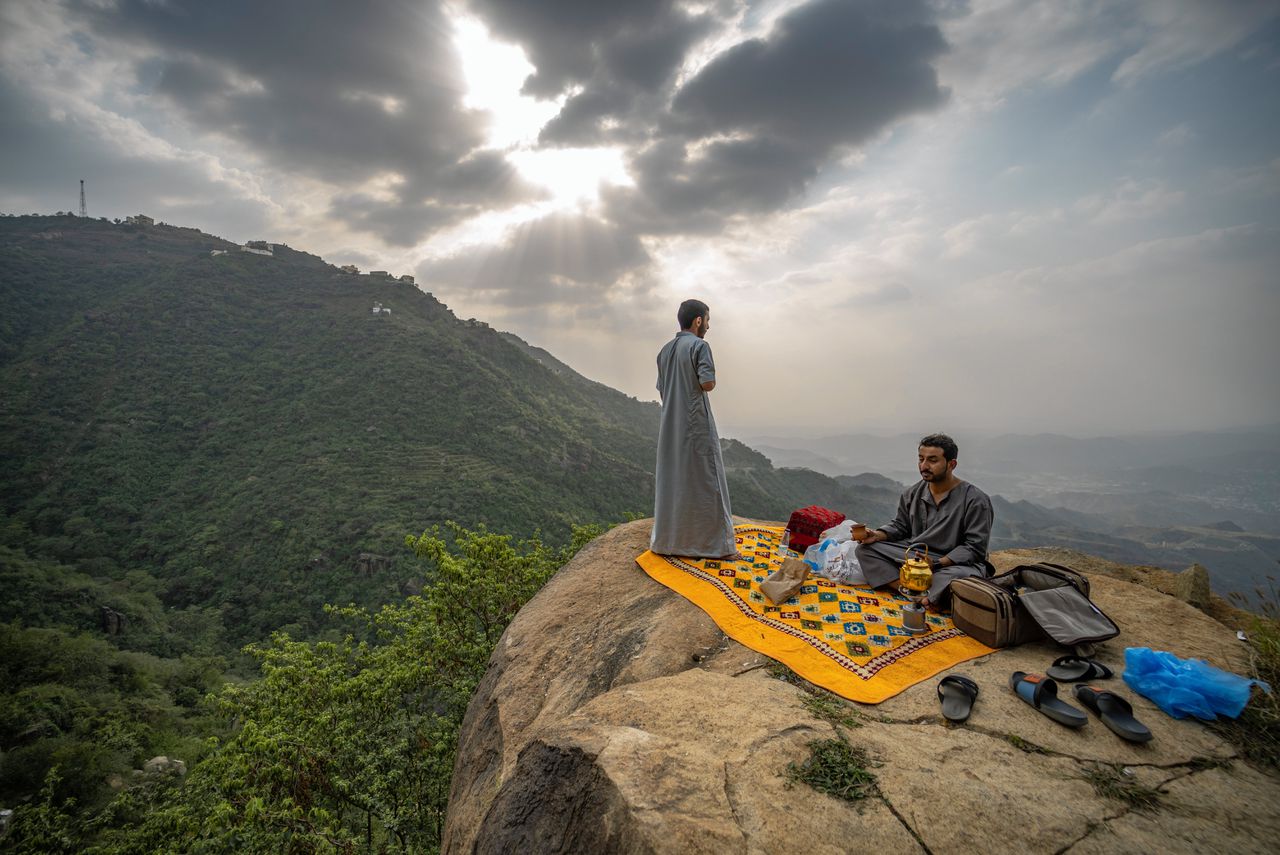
left=761, top=556, right=810, bottom=605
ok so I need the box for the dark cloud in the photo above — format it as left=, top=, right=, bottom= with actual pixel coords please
left=475, top=0, right=948, bottom=234
left=330, top=195, right=468, bottom=249
left=333, top=152, right=546, bottom=247
left=421, top=213, right=651, bottom=307
left=449, top=0, right=952, bottom=290
left=537, top=86, right=633, bottom=147
left=469, top=0, right=717, bottom=145
left=600, top=0, right=949, bottom=233
left=603, top=11, right=712, bottom=91
left=40, top=0, right=949, bottom=250
left=468, top=0, right=709, bottom=97
left=602, top=137, right=820, bottom=235
left=430, top=151, right=540, bottom=201
left=73, top=0, right=536, bottom=244
left=669, top=0, right=948, bottom=147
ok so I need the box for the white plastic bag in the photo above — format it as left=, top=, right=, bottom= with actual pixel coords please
left=820, top=519, right=855, bottom=543
left=827, top=541, right=865, bottom=585
left=802, top=536, right=866, bottom=586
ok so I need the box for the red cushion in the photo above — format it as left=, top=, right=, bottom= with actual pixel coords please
left=786, top=505, right=846, bottom=551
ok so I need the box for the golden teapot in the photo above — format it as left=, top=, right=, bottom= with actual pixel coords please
left=899, top=543, right=933, bottom=594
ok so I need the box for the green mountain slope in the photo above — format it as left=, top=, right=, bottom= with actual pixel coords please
left=0, top=215, right=893, bottom=652
left=1, top=216, right=663, bottom=647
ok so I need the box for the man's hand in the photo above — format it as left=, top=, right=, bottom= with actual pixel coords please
left=859, top=529, right=886, bottom=544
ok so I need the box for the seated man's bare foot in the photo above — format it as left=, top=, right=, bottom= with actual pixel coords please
left=722, top=551, right=747, bottom=562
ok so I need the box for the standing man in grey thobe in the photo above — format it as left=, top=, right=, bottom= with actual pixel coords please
left=855, top=433, right=994, bottom=607
left=650, top=299, right=740, bottom=559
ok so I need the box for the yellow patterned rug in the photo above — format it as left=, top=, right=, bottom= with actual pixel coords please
left=635, top=524, right=995, bottom=704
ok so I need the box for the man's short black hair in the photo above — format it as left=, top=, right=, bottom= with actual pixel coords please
left=919, top=433, right=958, bottom=461
left=677, top=299, right=709, bottom=330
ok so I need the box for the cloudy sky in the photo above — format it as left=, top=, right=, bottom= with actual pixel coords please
left=3, top=1, right=1278, bottom=438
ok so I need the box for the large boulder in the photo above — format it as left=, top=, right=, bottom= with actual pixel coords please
left=1173, top=563, right=1213, bottom=611
left=142, top=756, right=186, bottom=776
left=100, top=605, right=127, bottom=635
left=444, top=519, right=1278, bottom=854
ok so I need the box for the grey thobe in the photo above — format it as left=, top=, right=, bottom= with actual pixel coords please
left=855, top=480, right=994, bottom=603
left=650, top=331, right=735, bottom=557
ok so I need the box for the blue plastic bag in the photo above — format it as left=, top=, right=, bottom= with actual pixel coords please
left=1123, top=647, right=1271, bottom=720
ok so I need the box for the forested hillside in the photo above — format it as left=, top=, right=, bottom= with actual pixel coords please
left=1, top=215, right=666, bottom=646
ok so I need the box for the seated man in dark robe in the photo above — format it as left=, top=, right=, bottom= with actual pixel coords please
left=855, top=433, right=994, bottom=608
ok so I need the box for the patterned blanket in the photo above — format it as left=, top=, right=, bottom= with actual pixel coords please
left=635, top=524, right=994, bottom=703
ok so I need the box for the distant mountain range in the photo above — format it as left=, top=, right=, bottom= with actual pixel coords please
left=747, top=428, right=1280, bottom=491
left=747, top=429, right=1280, bottom=607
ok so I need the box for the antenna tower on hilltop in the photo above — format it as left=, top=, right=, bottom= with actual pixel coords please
left=79, top=179, right=87, bottom=218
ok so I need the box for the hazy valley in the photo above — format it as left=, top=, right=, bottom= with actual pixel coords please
left=748, top=429, right=1280, bottom=608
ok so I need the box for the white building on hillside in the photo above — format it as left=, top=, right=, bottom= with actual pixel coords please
left=241, top=240, right=273, bottom=256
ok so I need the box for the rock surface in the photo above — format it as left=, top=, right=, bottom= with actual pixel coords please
left=444, top=519, right=1278, bottom=854
left=141, top=756, right=186, bottom=776
left=1173, top=563, right=1213, bottom=610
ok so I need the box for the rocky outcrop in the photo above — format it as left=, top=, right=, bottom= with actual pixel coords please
left=142, top=756, right=186, bottom=776
left=356, top=553, right=392, bottom=576
left=100, top=605, right=127, bottom=635
left=444, top=519, right=1278, bottom=854
left=1173, top=563, right=1213, bottom=610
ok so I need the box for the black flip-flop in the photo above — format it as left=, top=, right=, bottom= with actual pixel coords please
left=1074, top=685, right=1153, bottom=743
left=1009, top=671, right=1088, bottom=728
left=1046, top=655, right=1114, bottom=682
left=937, top=675, right=979, bottom=723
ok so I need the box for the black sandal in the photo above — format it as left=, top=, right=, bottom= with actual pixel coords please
left=1009, top=671, right=1088, bottom=728
left=937, top=674, right=979, bottom=723
left=1046, top=655, right=1113, bottom=682
left=1074, top=685, right=1153, bottom=743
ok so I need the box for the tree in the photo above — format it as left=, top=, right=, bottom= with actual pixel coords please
left=90, top=522, right=604, bottom=854
left=4, top=767, right=79, bottom=854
